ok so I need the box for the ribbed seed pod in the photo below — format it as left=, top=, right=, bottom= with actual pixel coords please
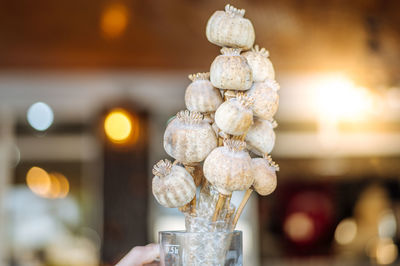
left=152, top=159, right=196, bottom=208
left=242, top=45, right=275, bottom=82
left=206, top=4, right=255, bottom=50
left=210, top=47, right=253, bottom=91
left=215, top=93, right=254, bottom=136
left=245, top=118, right=276, bottom=156
left=251, top=156, right=279, bottom=196
left=246, top=79, right=279, bottom=120
left=203, top=139, right=253, bottom=195
left=185, top=72, right=223, bottom=113
left=164, top=110, right=217, bottom=164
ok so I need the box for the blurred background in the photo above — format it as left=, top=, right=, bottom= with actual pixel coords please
left=1, top=0, right=400, bottom=265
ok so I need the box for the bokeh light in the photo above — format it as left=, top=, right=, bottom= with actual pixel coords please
left=26, top=167, right=52, bottom=197
left=313, top=74, right=373, bottom=121
left=100, top=3, right=129, bottom=39
left=27, top=102, right=54, bottom=131
left=47, top=174, right=61, bottom=198
left=284, top=212, right=314, bottom=242
left=334, top=218, right=357, bottom=245
left=378, top=210, right=397, bottom=239
left=50, top=172, right=70, bottom=198
left=376, top=238, right=398, bottom=265
left=26, top=167, right=70, bottom=198
left=104, top=109, right=134, bottom=143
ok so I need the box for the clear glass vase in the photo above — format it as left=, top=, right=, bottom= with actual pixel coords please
left=159, top=230, right=242, bottom=266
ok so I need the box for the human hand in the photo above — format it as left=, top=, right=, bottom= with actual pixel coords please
left=116, top=243, right=160, bottom=266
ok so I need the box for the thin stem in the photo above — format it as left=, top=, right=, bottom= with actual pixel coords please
left=178, top=196, right=196, bottom=214
left=240, top=132, right=247, bottom=141
left=189, top=196, right=196, bottom=215
left=223, top=194, right=233, bottom=225
left=231, top=188, right=253, bottom=230
left=225, top=207, right=235, bottom=227
left=224, top=194, right=232, bottom=209
left=212, top=194, right=227, bottom=222
left=178, top=202, right=190, bottom=213
left=218, top=136, right=224, bottom=147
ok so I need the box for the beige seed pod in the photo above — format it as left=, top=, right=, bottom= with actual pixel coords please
left=242, top=45, right=275, bottom=82
left=206, top=4, right=255, bottom=50
left=203, top=139, right=253, bottom=195
left=215, top=93, right=254, bottom=136
left=245, top=118, right=276, bottom=156
left=164, top=110, right=217, bottom=164
left=246, top=79, right=280, bottom=120
left=185, top=72, right=223, bottom=113
left=210, top=47, right=253, bottom=91
left=251, top=156, right=279, bottom=196
left=152, top=159, right=196, bottom=208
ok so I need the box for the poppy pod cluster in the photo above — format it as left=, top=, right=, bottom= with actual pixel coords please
left=251, top=156, right=279, bottom=196
left=245, top=118, right=276, bottom=156
left=185, top=72, right=223, bottom=113
left=203, top=139, right=253, bottom=196
left=152, top=159, right=196, bottom=208
left=151, top=5, right=282, bottom=244
left=215, top=93, right=254, bottom=136
left=206, top=4, right=255, bottom=50
left=210, top=47, right=253, bottom=91
left=242, top=45, right=275, bottom=82
left=246, top=79, right=279, bottom=120
left=163, top=110, right=217, bottom=164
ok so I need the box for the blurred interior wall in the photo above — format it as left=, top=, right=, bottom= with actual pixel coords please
left=0, top=107, right=14, bottom=265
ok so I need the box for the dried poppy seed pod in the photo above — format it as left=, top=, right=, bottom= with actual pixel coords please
left=245, top=118, right=276, bottom=156
left=252, top=156, right=279, bottom=196
left=152, top=159, right=196, bottom=208
left=246, top=79, right=280, bottom=120
left=203, top=139, right=253, bottom=195
left=185, top=72, right=223, bottom=113
left=206, top=4, right=255, bottom=50
left=242, top=45, right=275, bottom=82
left=164, top=110, right=217, bottom=164
left=210, top=47, right=253, bottom=91
left=215, top=93, right=254, bottom=136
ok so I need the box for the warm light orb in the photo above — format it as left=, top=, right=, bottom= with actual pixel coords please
left=313, top=74, right=373, bottom=121
left=26, top=167, right=51, bottom=197
left=104, top=109, right=133, bottom=143
left=26, top=167, right=70, bottom=199
left=376, top=238, right=398, bottom=265
left=335, top=218, right=357, bottom=245
left=51, top=172, right=70, bottom=198
left=284, top=212, right=314, bottom=242
left=27, top=102, right=54, bottom=131
left=47, top=174, right=61, bottom=198
left=100, top=3, right=129, bottom=39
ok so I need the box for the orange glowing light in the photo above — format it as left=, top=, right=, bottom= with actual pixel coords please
left=47, top=174, right=61, bottom=198
left=26, top=167, right=51, bottom=197
left=104, top=109, right=139, bottom=144
left=100, top=3, right=129, bottom=39
left=26, top=167, right=70, bottom=199
left=50, top=172, right=70, bottom=198
left=284, top=212, right=314, bottom=242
